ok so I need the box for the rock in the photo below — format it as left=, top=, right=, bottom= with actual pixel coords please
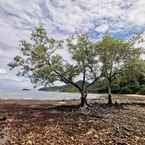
left=86, top=128, right=96, bottom=135
left=0, top=116, right=6, bottom=121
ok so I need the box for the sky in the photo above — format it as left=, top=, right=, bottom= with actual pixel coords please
left=0, top=0, right=145, bottom=90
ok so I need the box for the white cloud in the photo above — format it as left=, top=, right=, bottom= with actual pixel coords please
left=0, top=0, right=144, bottom=90
left=0, top=0, right=144, bottom=39
left=0, top=68, right=6, bottom=74
left=127, top=0, right=145, bottom=26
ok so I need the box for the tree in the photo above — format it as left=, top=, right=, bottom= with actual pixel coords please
left=96, top=36, right=142, bottom=104
left=8, top=26, right=101, bottom=107
left=119, top=59, right=145, bottom=85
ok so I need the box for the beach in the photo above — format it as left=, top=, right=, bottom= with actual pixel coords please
left=0, top=95, right=144, bottom=144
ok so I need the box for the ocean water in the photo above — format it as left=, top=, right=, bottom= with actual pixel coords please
left=0, top=90, right=107, bottom=100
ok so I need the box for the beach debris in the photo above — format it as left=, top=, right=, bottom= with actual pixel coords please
left=0, top=103, right=144, bottom=144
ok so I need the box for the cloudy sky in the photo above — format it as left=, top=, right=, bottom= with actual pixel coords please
left=0, top=0, right=145, bottom=91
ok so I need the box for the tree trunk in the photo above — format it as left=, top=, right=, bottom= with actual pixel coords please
left=108, top=94, right=112, bottom=104
left=80, top=92, right=88, bottom=107
left=108, top=82, right=112, bottom=104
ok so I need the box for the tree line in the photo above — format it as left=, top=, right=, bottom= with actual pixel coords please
left=9, top=26, right=144, bottom=107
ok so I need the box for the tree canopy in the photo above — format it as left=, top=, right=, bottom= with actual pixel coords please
left=9, top=26, right=101, bottom=107
left=95, top=36, right=143, bottom=104
left=9, top=26, right=145, bottom=106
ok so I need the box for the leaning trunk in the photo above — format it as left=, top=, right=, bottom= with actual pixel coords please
left=108, top=82, right=112, bottom=104
left=80, top=92, right=88, bottom=107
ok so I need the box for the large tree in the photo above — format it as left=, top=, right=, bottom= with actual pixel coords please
left=96, top=36, right=142, bottom=104
left=9, top=26, right=101, bottom=107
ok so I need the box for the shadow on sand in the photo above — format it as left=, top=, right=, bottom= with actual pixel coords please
left=45, top=102, right=145, bottom=113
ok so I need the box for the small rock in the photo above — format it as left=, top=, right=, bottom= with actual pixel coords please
left=86, top=128, right=96, bottom=135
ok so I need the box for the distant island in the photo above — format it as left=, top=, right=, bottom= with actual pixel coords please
left=38, top=81, right=89, bottom=93
left=22, top=88, right=31, bottom=91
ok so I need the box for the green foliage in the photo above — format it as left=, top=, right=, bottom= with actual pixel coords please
left=96, top=36, right=142, bottom=80
left=120, top=86, right=133, bottom=94
left=111, top=84, right=121, bottom=93
left=138, top=85, right=145, bottom=95
left=63, top=87, right=79, bottom=93
left=9, top=26, right=102, bottom=107
left=9, top=26, right=145, bottom=104
left=95, top=36, right=143, bottom=103
left=119, top=82, right=139, bottom=94
left=120, top=59, right=145, bottom=84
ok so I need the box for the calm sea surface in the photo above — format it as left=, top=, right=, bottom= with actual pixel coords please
left=0, top=90, right=107, bottom=100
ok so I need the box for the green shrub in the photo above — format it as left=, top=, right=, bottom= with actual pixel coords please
left=120, top=86, right=133, bottom=94
left=120, top=83, right=140, bottom=94
left=137, top=85, right=145, bottom=95
left=111, top=85, right=120, bottom=93
left=63, top=87, right=78, bottom=93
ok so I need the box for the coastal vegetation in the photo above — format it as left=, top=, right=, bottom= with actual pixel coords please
left=9, top=25, right=144, bottom=107
left=4, top=25, right=145, bottom=145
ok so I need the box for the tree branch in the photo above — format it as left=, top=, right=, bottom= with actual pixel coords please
left=54, top=70, right=82, bottom=92
left=86, top=75, right=101, bottom=89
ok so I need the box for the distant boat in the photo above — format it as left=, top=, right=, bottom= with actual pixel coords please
left=22, top=88, right=30, bottom=91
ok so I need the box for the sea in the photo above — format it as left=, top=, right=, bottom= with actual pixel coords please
left=0, top=90, right=107, bottom=100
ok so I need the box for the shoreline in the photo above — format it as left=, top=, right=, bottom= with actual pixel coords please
left=0, top=94, right=144, bottom=103
left=0, top=93, right=144, bottom=111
